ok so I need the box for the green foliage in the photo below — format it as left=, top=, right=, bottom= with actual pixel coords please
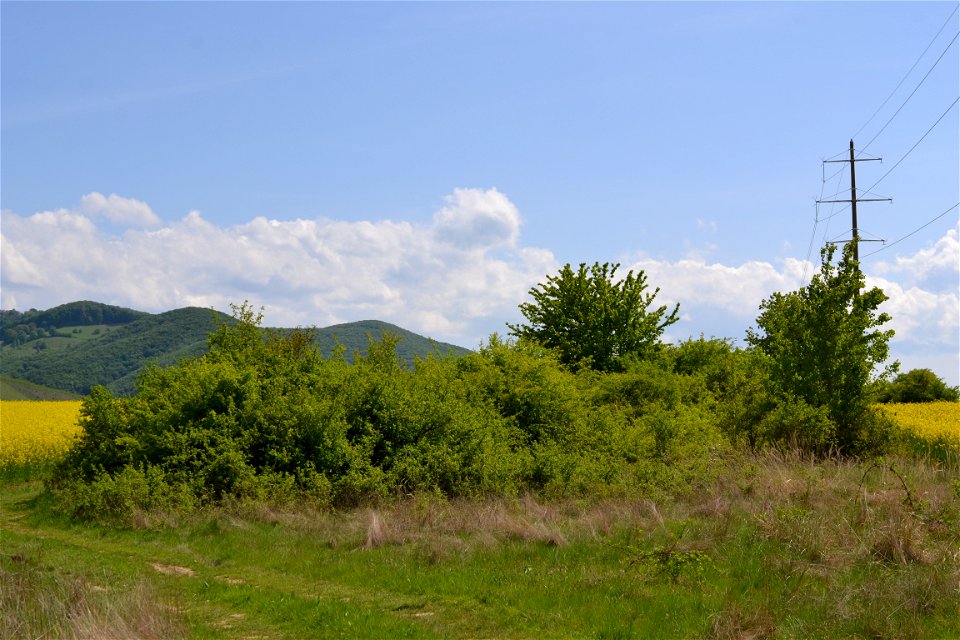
left=875, top=368, right=960, bottom=403
left=50, top=303, right=737, bottom=522
left=626, top=524, right=713, bottom=584
left=757, top=396, right=836, bottom=454
left=11, top=448, right=960, bottom=640
left=508, top=262, right=679, bottom=372
left=747, top=244, right=897, bottom=454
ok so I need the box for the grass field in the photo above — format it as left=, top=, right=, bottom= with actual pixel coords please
left=0, top=376, right=82, bottom=401
left=2, top=399, right=958, bottom=638
left=3, top=452, right=958, bottom=639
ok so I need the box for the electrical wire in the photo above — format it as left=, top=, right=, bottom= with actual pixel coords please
left=801, top=206, right=819, bottom=286
left=805, top=138, right=850, bottom=284
left=860, top=202, right=960, bottom=258
left=823, top=164, right=846, bottom=184
left=861, top=96, right=960, bottom=195
left=809, top=8, right=959, bottom=276
left=815, top=95, right=956, bottom=228
left=816, top=154, right=847, bottom=273
left=860, top=30, right=959, bottom=154
left=852, top=5, right=959, bottom=142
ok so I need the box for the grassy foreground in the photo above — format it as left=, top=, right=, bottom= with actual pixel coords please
left=3, top=450, right=958, bottom=639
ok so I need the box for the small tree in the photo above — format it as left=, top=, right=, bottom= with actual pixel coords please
left=508, top=262, right=679, bottom=372
left=747, top=243, right=897, bottom=453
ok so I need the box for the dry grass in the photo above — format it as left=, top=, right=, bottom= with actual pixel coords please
left=1, top=550, right=184, bottom=640
left=220, top=448, right=958, bottom=576
left=709, top=600, right=777, bottom=640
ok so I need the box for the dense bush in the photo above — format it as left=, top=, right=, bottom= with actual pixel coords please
left=50, top=307, right=733, bottom=522
left=50, top=287, right=904, bottom=525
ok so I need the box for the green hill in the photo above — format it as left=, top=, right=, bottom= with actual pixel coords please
left=313, top=319, right=472, bottom=363
left=1, top=307, right=230, bottom=396
left=0, top=302, right=471, bottom=397
left=0, top=301, right=147, bottom=347
left=0, top=375, right=81, bottom=400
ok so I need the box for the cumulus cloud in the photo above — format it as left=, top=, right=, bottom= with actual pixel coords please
left=80, top=192, right=161, bottom=227
left=872, top=224, right=959, bottom=285
left=0, top=189, right=553, bottom=345
left=625, top=256, right=807, bottom=318
left=433, top=187, right=521, bottom=249
left=1, top=191, right=956, bottom=383
left=625, top=239, right=958, bottom=384
left=869, top=278, right=959, bottom=347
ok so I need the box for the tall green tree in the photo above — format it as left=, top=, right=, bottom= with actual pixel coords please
left=747, top=244, right=897, bottom=452
left=508, top=262, right=679, bottom=372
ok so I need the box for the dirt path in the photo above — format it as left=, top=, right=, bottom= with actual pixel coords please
left=1, top=485, right=455, bottom=639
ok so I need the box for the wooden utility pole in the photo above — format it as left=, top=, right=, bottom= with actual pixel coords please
left=818, top=139, right=890, bottom=263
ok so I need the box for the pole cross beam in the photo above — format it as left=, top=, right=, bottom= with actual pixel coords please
left=817, top=139, right=892, bottom=263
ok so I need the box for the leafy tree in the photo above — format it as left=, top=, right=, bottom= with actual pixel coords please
left=508, top=262, right=679, bottom=372
left=747, top=244, right=897, bottom=453
left=876, top=368, right=959, bottom=403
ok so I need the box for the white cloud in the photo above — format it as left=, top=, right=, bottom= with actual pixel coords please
left=2, top=191, right=956, bottom=384
left=626, top=256, right=807, bottom=318
left=624, top=241, right=958, bottom=384
left=872, top=224, right=959, bottom=286
left=80, top=192, right=161, bottom=227
left=433, top=187, right=521, bottom=249
left=868, top=276, right=959, bottom=348
left=1, top=228, right=48, bottom=288
left=0, top=190, right=553, bottom=346
left=695, top=218, right=718, bottom=233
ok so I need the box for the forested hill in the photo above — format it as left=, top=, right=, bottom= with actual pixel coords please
left=0, top=300, right=148, bottom=346
left=0, top=301, right=472, bottom=396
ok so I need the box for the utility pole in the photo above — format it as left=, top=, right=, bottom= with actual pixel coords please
left=817, top=139, right=891, bottom=264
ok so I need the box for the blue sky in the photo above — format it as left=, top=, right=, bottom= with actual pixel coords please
left=2, top=2, right=958, bottom=384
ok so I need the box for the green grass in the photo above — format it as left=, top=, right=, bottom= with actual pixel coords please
left=0, top=375, right=81, bottom=400
left=2, top=450, right=958, bottom=639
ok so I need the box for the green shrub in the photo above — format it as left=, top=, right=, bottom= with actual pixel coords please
left=757, top=396, right=836, bottom=454
left=875, top=368, right=960, bottom=403
left=49, top=303, right=733, bottom=522
left=55, top=465, right=195, bottom=525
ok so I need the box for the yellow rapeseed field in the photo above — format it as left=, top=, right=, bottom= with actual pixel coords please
left=879, top=401, right=960, bottom=448
left=0, top=400, right=82, bottom=468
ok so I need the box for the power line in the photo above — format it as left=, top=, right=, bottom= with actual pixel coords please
left=804, top=139, right=849, bottom=284
left=860, top=202, right=960, bottom=258
left=817, top=95, right=958, bottom=227
left=861, top=96, right=960, bottom=194
left=823, top=164, right=846, bottom=184
left=852, top=5, right=960, bottom=142
left=806, top=8, right=959, bottom=278
left=801, top=210, right=819, bottom=285
left=860, top=30, right=959, bottom=154
left=819, top=154, right=847, bottom=256
left=818, top=140, right=891, bottom=263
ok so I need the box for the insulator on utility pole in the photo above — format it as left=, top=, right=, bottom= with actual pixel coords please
left=817, top=139, right=891, bottom=265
